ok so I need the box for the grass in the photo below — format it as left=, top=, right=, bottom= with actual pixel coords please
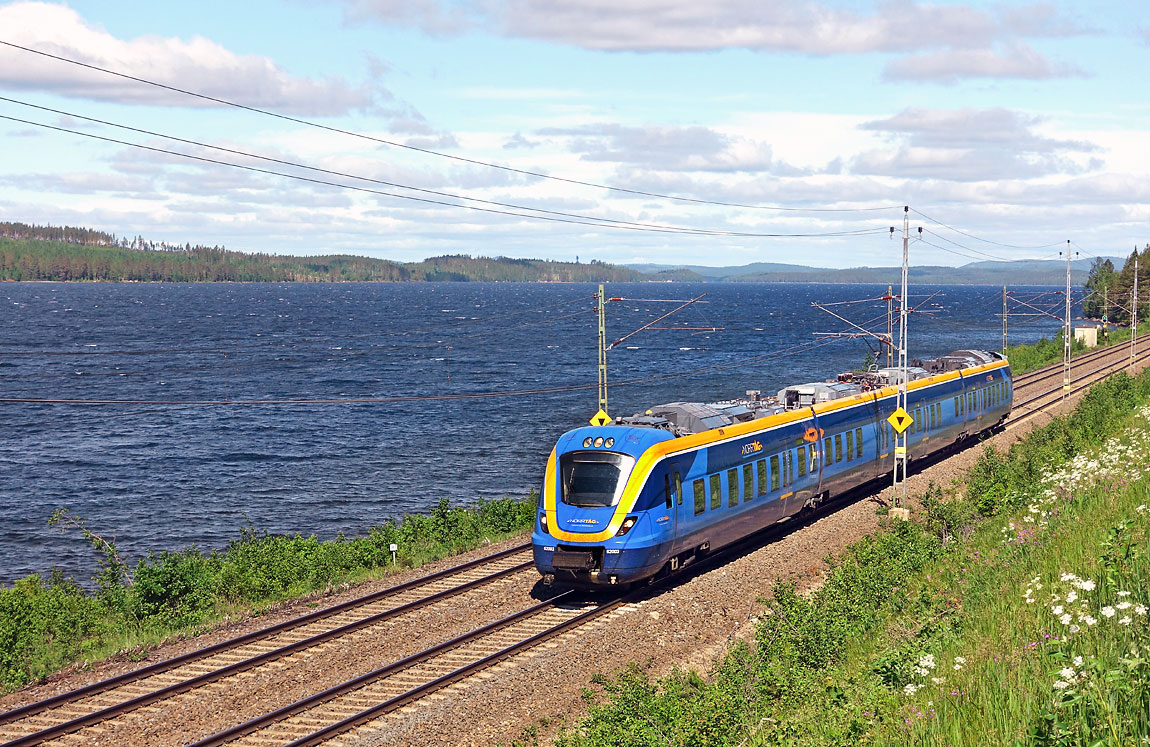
left=551, top=367, right=1150, bottom=747
left=0, top=496, right=536, bottom=693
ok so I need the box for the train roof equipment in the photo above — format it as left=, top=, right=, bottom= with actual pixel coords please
left=610, top=349, right=1006, bottom=436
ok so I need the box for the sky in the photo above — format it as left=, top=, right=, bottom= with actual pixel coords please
left=0, top=0, right=1147, bottom=268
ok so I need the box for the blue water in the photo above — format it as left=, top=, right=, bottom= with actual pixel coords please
left=0, top=282, right=1070, bottom=584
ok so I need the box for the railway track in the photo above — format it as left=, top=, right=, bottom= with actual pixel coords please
left=0, top=544, right=534, bottom=746
left=3, top=336, right=1146, bottom=747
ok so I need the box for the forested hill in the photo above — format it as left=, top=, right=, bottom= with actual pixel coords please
left=0, top=223, right=654, bottom=282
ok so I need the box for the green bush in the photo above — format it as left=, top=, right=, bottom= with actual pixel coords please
left=0, top=575, right=113, bottom=689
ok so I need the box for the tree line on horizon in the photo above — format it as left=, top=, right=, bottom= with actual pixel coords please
left=0, top=222, right=648, bottom=283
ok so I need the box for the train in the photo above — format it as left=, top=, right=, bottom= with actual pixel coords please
left=532, top=349, right=1011, bottom=588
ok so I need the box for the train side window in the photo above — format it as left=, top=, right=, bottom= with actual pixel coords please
left=693, top=479, right=705, bottom=515
left=846, top=430, right=854, bottom=461
left=664, top=475, right=673, bottom=509
left=787, top=452, right=794, bottom=485
left=757, top=460, right=767, bottom=496
left=743, top=464, right=754, bottom=502
left=727, top=469, right=739, bottom=507
left=855, top=428, right=864, bottom=457
left=770, top=455, right=780, bottom=491
left=809, top=443, right=818, bottom=471
left=936, top=403, right=941, bottom=425
left=834, top=433, right=843, bottom=463
left=710, top=474, right=721, bottom=510
left=675, top=472, right=683, bottom=506
left=954, top=396, right=959, bottom=417
left=823, top=436, right=832, bottom=464
left=797, top=447, right=807, bottom=476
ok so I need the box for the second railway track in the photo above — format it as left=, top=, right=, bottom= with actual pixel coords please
left=0, top=544, right=534, bottom=746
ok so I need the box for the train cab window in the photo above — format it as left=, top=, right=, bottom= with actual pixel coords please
left=743, top=464, right=754, bottom=502
left=797, top=447, right=807, bottom=476
left=855, top=428, right=864, bottom=457
left=559, top=451, right=637, bottom=508
left=846, top=430, right=854, bottom=461
left=710, top=474, right=721, bottom=510
left=834, top=434, right=843, bottom=463
left=757, top=460, right=767, bottom=496
left=675, top=472, right=683, bottom=506
left=664, top=475, right=673, bottom=509
left=693, top=479, right=705, bottom=515
left=770, top=455, right=780, bottom=491
left=727, top=469, right=739, bottom=507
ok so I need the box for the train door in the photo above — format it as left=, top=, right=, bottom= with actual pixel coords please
left=663, top=466, right=681, bottom=551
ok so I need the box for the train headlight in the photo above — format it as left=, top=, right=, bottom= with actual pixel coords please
left=604, top=437, right=615, bottom=448
left=540, top=512, right=548, bottom=532
left=583, top=437, right=593, bottom=447
left=594, top=437, right=604, bottom=447
left=615, top=516, right=638, bottom=537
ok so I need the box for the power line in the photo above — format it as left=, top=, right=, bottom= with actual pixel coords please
left=0, top=39, right=900, bottom=215
left=910, top=207, right=1068, bottom=251
left=0, top=113, right=892, bottom=241
left=2, top=95, right=870, bottom=239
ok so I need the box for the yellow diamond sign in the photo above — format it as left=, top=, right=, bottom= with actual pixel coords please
left=589, top=409, right=612, bottom=427
left=887, top=407, right=913, bottom=434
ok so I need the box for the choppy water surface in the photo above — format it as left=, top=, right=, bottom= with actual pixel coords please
left=0, top=282, right=1069, bottom=583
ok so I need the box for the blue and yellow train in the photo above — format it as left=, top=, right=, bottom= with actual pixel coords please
left=532, top=349, right=1011, bottom=587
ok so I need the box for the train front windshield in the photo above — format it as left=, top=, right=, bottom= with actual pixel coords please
left=560, top=451, right=635, bottom=508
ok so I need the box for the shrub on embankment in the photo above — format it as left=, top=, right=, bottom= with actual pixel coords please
left=0, top=496, right=535, bottom=692
left=552, top=369, right=1150, bottom=747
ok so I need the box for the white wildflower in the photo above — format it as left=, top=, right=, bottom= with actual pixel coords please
left=1135, top=605, right=1147, bottom=616
left=1053, top=680, right=1070, bottom=690
left=1074, top=579, right=1095, bottom=591
left=1119, top=616, right=1132, bottom=626
left=1118, top=591, right=1132, bottom=597
left=1052, top=605, right=1064, bottom=615
left=1084, top=616, right=1098, bottom=626
left=1059, top=667, right=1076, bottom=679
left=930, top=677, right=943, bottom=685
left=1102, top=606, right=1116, bottom=618
left=1060, top=613, right=1072, bottom=625
left=1117, top=601, right=1133, bottom=610
left=1073, top=656, right=1083, bottom=667
left=913, top=666, right=929, bottom=676
left=1065, top=591, right=1078, bottom=604
left=918, top=654, right=936, bottom=670
left=954, top=656, right=966, bottom=664
left=1069, top=624, right=1081, bottom=633
left=904, top=683, right=921, bottom=695
left=1137, top=504, right=1147, bottom=513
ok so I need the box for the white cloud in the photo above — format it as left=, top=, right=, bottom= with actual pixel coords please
left=0, top=1, right=375, bottom=115
left=883, top=41, right=1084, bottom=83
left=539, top=123, right=789, bottom=173
left=336, top=0, right=1085, bottom=83
left=853, top=107, right=1101, bottom=180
